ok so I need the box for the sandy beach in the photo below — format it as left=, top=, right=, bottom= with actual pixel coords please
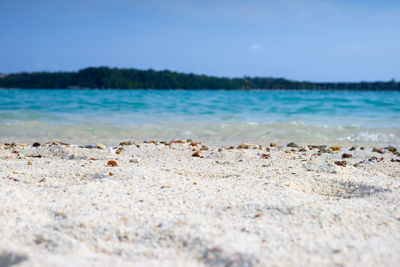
left=0, top=140, right=399, bottom=266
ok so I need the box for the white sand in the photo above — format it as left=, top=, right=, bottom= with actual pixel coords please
left=0, top=141, right=400, bottom=266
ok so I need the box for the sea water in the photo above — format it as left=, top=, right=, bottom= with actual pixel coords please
left=0, top=89, right=399, bottom=146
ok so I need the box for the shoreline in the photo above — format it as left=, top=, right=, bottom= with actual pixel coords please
left=1, top=140, right=400, bottom=266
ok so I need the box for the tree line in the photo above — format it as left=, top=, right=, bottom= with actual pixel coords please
left=0, top=67, right=398, bottom=90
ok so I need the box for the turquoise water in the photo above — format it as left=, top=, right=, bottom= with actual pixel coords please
left=0, top=89, right=399, bottom=145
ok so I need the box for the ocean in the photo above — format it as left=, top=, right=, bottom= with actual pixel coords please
left=0, top=89, right=399, bottom=146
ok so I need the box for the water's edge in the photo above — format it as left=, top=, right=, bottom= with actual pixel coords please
left=1, top=89, right=399, bottom=146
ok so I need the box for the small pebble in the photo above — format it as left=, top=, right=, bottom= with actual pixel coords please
left=32, top=142, right=41, bottom=147
left=287, top=142, right=299, bottom=148
left=334, top=160, right=347, bottom=167
left=192, top=150, right=202, bottom=157
left=120, top=141, right=135, bottom=146
left=238, top=143, right=252, bottom=149
left=172, top=140, right=185, bottom=144
left=107, top=160, right=118, bottom=167
left=342, top=153, right=352, bottom=159
left=200, top=145, right=210, bottom=151
left=96, top=143, right=106, bottom=149
left=190, top=141, right=201, bottom=146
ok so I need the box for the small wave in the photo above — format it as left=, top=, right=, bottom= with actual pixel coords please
left=347, top=132, right=397, bottom=143
left=0, top=120, right=399, bottom=146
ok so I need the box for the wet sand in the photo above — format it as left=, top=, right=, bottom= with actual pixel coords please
left=0, top=141, right=400, bottom=266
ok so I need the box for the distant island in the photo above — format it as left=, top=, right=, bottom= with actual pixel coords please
left=0, top=67, right=398, bottom=90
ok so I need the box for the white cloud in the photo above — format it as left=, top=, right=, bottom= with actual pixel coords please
left=249, top=43, right=263, bottom=51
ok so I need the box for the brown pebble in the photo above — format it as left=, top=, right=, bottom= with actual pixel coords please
left=287, top=142, right=299, bottom=148
left=238, top=143, right=251, bottom=149
left=116, top=148, right=124, bottom=154
left=254, top=213, right=263, bottom=218
left=270, top=142, right=277, bottom=147
left=227, top=146, right=235, bottom=150
left=107, top=160, right=118, bottom=167
left=388, top=147, right=397, bottom=153
left=200, top=145, right=210, bottom=151
left=342, top=153, right=352, bottom=159
left=109, top=172, right=114, bottom=176
left=334, top=160, right=347, bottom=167
left=261, top=153, right=270, bottom=159
left=372, top=147, right=383, bottom=154
left=192, top=150, right=202, bottom=157
left=27, top=161, right=33, bottom=165
left=330, top=146, right=341, bottom=151
left=190, top=141, right=201, bottom=146
left=284, top=150, right=291, bottom=154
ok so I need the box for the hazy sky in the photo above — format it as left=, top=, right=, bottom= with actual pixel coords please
left=1, top=0, right=399, bottom=81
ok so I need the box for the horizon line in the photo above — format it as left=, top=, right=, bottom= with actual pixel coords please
left=0, top=66, right=397, bottom=84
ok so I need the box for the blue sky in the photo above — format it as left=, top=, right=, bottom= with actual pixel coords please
left=0, top=0, right=399, bottom=81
